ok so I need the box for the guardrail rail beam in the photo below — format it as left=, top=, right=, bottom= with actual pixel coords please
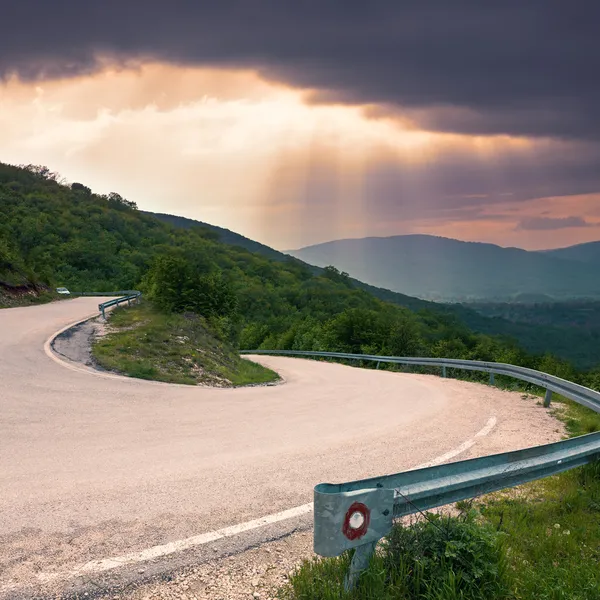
left=97, top=291, right=142, bottom=319
left=240, top=349, right=600, bottom=588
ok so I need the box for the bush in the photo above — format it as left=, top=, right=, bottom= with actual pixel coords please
left=282, top=513, right=511, bottom=600
left=142, top=254, right=238, bottom=320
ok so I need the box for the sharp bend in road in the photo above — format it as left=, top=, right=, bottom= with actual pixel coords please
left=0, top=298, right=561, bottom=598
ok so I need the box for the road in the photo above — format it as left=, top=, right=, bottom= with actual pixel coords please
left=0, top=298, right=562, bottom=598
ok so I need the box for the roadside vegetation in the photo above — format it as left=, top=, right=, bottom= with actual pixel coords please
left=0, top=286, right=61, bottom=308
left=3, top=160, right=600, bottom=392
left=280, top=398, right=600, bottom=600
left=93, top=303, right=279, bottom=387
left=2, top=162, right=600, bottom=390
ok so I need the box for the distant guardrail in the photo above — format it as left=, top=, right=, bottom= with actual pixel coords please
left=240, top=349, right=600, bottom=588
left=241, top=349, right=600, bottom=412
left=73, top=291, right=139, bottom=297
left=97, top=291, right=142, bottom=318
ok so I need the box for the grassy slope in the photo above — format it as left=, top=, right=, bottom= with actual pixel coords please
left=281, top=397, right=600, bottom=600
left=93, top=303, right=279, bottom=387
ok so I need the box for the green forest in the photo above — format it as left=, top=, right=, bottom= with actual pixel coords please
left=1, top=161, right=599, bottom=390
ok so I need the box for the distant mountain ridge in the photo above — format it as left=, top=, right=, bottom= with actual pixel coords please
left=539, top=241, right=600, bottom=265
left=288, top=234, right=600, bottom=302
left=148, top=212, right=294, bottom=264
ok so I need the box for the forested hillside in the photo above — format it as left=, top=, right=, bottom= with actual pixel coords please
left=1, top=162, right=599, bottom=386
left=148, top=211, right=600, bottom=369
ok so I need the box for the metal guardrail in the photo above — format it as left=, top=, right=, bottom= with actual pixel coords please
left=242, top=349, right=600, bottom=412
left=74, top=290, right=139, bottom=297
left=240, top=349, right=600, bottom=588
left=98, top=291, right=142, bottom=318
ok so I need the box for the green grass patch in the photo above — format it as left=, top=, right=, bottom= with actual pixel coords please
left=553, top=395, right=600, bottom=437
left=472, top=397, right=600, bottom=600
left=477, top=461, right=600, bottom=599
left=92, top=303, right=279, bottom=387
left=281, top=397, right=600, bottom=600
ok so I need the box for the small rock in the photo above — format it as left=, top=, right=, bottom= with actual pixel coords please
left=253, top=593, right=261, bottom=599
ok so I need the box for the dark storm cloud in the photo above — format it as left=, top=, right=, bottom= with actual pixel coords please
left=2, top=1, right=600, bottom=140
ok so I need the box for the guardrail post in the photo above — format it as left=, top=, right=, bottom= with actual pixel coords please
left=544, top=389, right=553, bottom=407
left=344, top=541, right=378, bottom=591
left=442, top=366, right=447, bottom=378
left=489, top=372, right=495, bottom=385
left=376, top=361, right=380, bottom=370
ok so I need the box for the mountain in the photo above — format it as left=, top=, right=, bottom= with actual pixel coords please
left=148, top=212, right=300, bottom=265
left=539, top=241, right=600, bottom=265
left=2, top=162, right=599, bottom=370
left=288, top=235, right=600, bottom=302
left=149, top=214, right=600, bottom=368
left=1, top=162, right=524, bottom=368
left=148, top=212, right=444, bottom=310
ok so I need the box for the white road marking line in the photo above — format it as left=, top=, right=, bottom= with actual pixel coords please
left=412, top=416, right=497, bottom=469
left=38, top=504, right=314, bottom=583
left=37, top=416, right=497, bottom=583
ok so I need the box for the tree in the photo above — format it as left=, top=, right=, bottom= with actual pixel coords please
left=322, top=265, right=352, bottom=286
left=143, top=254, right=237, bottom=319
left=71, top=182, right=91, bottom=195
left=106, top=192, right=138, bottom=210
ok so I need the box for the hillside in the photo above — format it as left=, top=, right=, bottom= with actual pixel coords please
left=148, top=211, right=443, bottom=310
left=148, top=211, right=299, bottom=265
left=147, top=212, right=600, bottom=369
left=1, top=162, right=533, bottom=369
left=539, top=240, right=600, bottom=265
left=288, top=235, right=600, bottom=302
left=3, top=161, right=600, bottom=375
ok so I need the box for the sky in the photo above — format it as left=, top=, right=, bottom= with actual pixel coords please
left=1, top=1, right=600, bottom=251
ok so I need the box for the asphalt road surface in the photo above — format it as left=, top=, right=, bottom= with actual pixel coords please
left=0, top=298, right=562, bottom=598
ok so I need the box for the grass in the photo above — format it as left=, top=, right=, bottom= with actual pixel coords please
left=280, top=395, right=600, bottom=600
left=92, top=302, right=279, bottom=387
left=282, top=513, right=512, bottom=600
